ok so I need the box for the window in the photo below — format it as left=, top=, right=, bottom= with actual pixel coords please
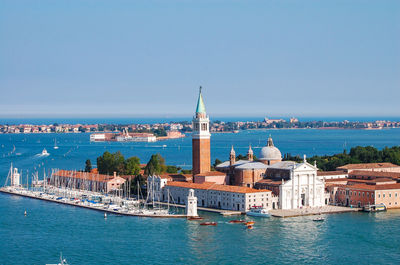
left=383, top=194, right=386, bottom=198
left=362, top=192, right=365, bottom=197
left=389, top=193, right=392, bottom=198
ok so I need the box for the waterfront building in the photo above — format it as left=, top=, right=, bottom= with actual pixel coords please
left=327, top=181, right=400, bottom=209
left=192, top=87, right=211, bottom=176
left=52, top=170, right=126, bottom=193
left=163, top=181, right=272, bottom=212
left=326, top=170, right=400, bottom=208
left=255, top=156, right=327, bottom=209
left=336, top=162, right=400, bottom=173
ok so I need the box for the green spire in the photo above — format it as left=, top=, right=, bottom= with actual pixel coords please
left=196, top=86, right=206, bottom=114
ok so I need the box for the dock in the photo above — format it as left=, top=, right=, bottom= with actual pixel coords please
left=0, top=188, right=187, bottom=218
left=269, top=205, right=361, bottom=218
left=154, top=201, right=243, bottom=216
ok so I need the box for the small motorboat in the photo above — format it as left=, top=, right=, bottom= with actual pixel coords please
left=40, top=148, right=50, bottom=156
left=200, top=222, right=217, bottom=226
left=188, top=216, right=203, bottom=221
left=313, top=217, right=325, bottom=222
left=229, top=220, right=246, bottom=224
left=246, top=225, right=254, bottom=230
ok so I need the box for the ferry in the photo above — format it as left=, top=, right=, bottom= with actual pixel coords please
left=246, top=206, right=270, bottom=217
left=363, top=203, right=387, bottom=212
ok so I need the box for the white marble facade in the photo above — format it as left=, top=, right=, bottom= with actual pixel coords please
left=279, top=158, right=326, bottom=209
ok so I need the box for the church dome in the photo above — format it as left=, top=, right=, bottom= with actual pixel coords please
left=259, top=136, right=282, bottom=161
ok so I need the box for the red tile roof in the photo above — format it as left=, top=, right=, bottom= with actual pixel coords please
left=317, top=171, right=348, bottom=176
left=349, top=170, right=400, bottom=179
left=54, top=170, right=122, bottom=183
left=337, top=163, right=399, bottom=170
left=166, top=181, right=270, bottom=194
left=194, top=171, right=226, bottom=177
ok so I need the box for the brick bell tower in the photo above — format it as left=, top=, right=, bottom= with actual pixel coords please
left=192, top=87, right=211, bottom=176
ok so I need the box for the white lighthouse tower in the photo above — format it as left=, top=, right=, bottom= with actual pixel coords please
left=186, top=189, right=198, bottom=217
left=9, top=164, right=20, bottom=187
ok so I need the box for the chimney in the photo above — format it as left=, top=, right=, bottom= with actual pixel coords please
left=113, top=171, right=116, bottom=178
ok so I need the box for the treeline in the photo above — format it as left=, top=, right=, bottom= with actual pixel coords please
left=283, top=146, right=400, bottom=171
left=86, top=151, right=188, bottom=177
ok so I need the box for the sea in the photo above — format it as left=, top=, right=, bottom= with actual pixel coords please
left=1, top=120, right=400, bottom=264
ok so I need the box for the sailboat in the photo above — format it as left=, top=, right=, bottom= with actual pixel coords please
left=54, top=139, right=59, bottom=149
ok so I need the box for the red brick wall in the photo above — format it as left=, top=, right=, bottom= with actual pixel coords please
left=192, top=138, right=210, bottom=175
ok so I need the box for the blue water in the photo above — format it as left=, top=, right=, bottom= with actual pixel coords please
left=1, top=128, right=400, bottom=264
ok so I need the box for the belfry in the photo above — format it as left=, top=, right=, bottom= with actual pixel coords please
left=192, top=87, right=211, bottom=175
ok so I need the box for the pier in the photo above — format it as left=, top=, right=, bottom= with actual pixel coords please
left=269, top=205, right=361, bottom=218
left=0, top=187, right=187, bottom=218
left=155, top=201, right=243, bottom=216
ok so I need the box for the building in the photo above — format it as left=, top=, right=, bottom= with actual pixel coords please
left=215, top=136, right=281, bottom=188
left=193, top=171, right=228, bottom=185
left=160, top=180, right=272, bottom=212
left=317, top=170, right=348, bottom=180
left=192, top=87, right=211, bottom=175
left=255, top=157, right=327, bottom=209
left=326, top=170, right=400, bottom=208
left=52, top=170, right=126, bottom=193
left=336, top=162, right=400, bottom=173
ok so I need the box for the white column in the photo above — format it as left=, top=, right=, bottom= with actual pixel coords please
left=291, top=170, right=295, bottom=209
left=313, top=173, right=316, bottom=206
left=298, top=173, right=301, bottom=208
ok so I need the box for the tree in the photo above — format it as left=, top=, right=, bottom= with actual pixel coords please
left=166, top=165, right=180, bottom=174
left=85, top=159, right=92, bottom=172
left=213, top=158, right=222, bottom=168
left=144, top=154, right=166, bottom=176
left=125, top=156, right=141, bottom=175
left=97, top=151, right=126, bottom=175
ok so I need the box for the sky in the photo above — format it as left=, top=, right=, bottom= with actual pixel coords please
left=0, top=0, right=399, bottom=118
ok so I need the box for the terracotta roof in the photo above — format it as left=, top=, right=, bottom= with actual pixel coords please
left=349, top=170, right=400, bottom=179
left=317, top=171, right=347, bottom=176
left=256, top=179, right=283, bottom=186
left=166, top=181, right=271, bottom=194
left=194, top=171, right=226, bottom=177
left=347, top=178, right=396, bottom=185
left=337, top=163, right=399, bottom=170
left=54, top=170, right=120, bottom=183
left=338, top=183, right=400, bottom=191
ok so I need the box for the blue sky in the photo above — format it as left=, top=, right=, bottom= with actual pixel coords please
left=0, top=0, right=399, bottom=118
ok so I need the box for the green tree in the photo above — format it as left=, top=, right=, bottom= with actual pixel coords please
left=144, top=154, right=166, bottom=176
left=97, top=151, right=126, bottom=175
left=125, top=156, right=141, bottom=175
left=84, top=159, right=92, bottom=172
left=166, top=165, right=180, bottom=173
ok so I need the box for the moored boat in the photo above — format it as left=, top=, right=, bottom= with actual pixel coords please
left=229, top=220, right=246, bottom=224
left=246, top=206, right=270, bottom=217
left=200, top=222, right=217, bottom=226
left=363, top=203, right=386, bottom=212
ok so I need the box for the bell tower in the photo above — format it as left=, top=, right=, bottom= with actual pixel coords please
left=192, top=87, right=211, bottom=175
